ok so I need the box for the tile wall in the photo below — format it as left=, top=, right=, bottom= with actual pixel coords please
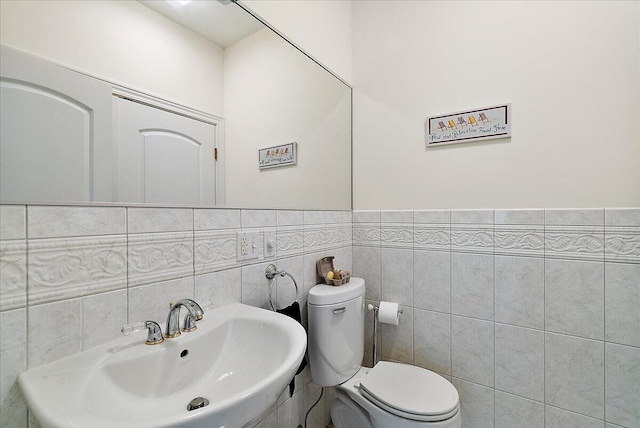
left=353, top=208, right=639, bottom=428
left=0, top=204, right=352, bottom=428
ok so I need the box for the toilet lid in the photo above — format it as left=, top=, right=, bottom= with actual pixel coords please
left=359, top=362, right=459, bottom=421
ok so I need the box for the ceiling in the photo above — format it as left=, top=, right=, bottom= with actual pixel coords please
left=139, top=0, right=263, bottom=48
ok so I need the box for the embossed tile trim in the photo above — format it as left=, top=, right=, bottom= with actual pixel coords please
left=326, top=225, right=352, bottom=249
left=495, top=226, right=544, bottom=257
left=0, top=239, right=27, bottom=311
left=353, top=224, right=381, bottom=247
left=605, top=227, right=640, bottom=264
left=277, top=226, right=304, bottom=258
left=451, top=225, right=494, bottom=254
left=304, top=226, right=326, bottom=252
left=28, top=235, right=127, bottom=305
left=545, top=226, right=604, bottom=261
left=128, top=232, right=193, bottom=287
left=380, top=223, right=413, bottom=249
left=414, top=225, right=450, bottom=251
left=194, top=229, right=239, bottom=275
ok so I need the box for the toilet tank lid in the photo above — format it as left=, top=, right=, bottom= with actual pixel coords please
left=308, top=277, right=365, bottom=306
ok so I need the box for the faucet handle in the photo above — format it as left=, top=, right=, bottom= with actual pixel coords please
left=122, top=321, right=164, bottom=345
left=181, top=314, right=197, bottom=332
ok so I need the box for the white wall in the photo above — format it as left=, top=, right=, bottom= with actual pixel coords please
left=224, top=28, right=351, bottom=209
left=242, top=0, right=353, bottom=84
left=352, top=0, right=640, bottom=209
left=0, top=0, right=224, bottom=115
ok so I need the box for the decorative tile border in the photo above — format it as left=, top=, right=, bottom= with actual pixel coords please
left=277, top=226, right=305, bottom=258
left=127, top=232, right=193, bottom=287
left=325, top=224, right=352, bottom=249
left=28, top=236, right=127, bottom=305
left=451, top=225, right=493, bottom=254
left=194, top=229, right=239, bottom=275
left=303, top=226, right=326, bottom=253
left=381, top=223, right=413, bottom=249
left=0, top=240, right=27, bottom=311
left=495, top=226, right=544, bottom=257
left=545, top=227, right=604, bottom=262
left=353, top=224, right=380, bottom=247
left=414, top=225, right=450, bottom=251
left=605, top=227, right=640, bottom=264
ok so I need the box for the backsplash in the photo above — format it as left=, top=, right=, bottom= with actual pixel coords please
left=0, top=204, right=352, bottom=428
left=354, top=208, right=639, bottom=428
left=2, top=205, right=638, bottom=428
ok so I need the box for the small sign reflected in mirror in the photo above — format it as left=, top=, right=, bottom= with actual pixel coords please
left=259, top=142, right=297, bottom=169
left=426, top=104, right=511, bottom=147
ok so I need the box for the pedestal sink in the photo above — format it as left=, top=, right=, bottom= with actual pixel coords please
left=19, top=302, right=307, bottom=428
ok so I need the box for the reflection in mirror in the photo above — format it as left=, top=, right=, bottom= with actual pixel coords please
left=0, top=0, right=351, bottom=209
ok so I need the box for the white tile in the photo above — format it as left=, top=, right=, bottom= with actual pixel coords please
left=414, top=210, right=450, bottom=224
left=325, top=224, right=352, bottom=250
left=127, top=277, right=194, bottom=332
left=28, top=235, right=127, bottom=305
left=352, top=224, right=380, bottom=247
left=381, top=210, right=413, bottom=223
left=381, top=248, right=413, bottom=306
left=276, top=226, right=304, bottom=258
left=277, top=388, right=304, bottom=428
left=195, top=268, right=241, bottom=308
left=495, top=209, right=544, bottom=225
left=304, top=225, right=326, bottom=253
left=545, top=333, right=604, bottom=419
left=241, top=262, right=272, bottom=310
left=451, top=253, right=494, bottom=320
left=353, top=210, right=380, bottom=223
left=380, top=223, right=413, bottom=249
left=303, top=210, right=326, bottom=225
left=128, top=232, right=193, bottom=287
left=451, top=209, right=493, bottom=224
left=381, top=306, right=413, bottom=363
left=28, top=299, right=82, bottom=367
left=0, top=205, right=25, bottom=240
left=0, top=309, right=27, bottom=428
left=414, top=250, right=450, bottom=313
left=277, top=210, right=303, bottom=226
left=194, top=208, right=240, bottom=230
left=605, top=208, right=640, bottom=227
left=82, top=290, right=127, bottom=350
left=495, top=324, right=544, bottom=401
left=194, top=229, right=239, bottom=275
left=495, top=391, right=544, bottom=428
left=605, top=343, right=640, bottom=427
left=413, top=309, right=450, bottom=375
left=353, top=246, right=380, bottom=301
left=28, top=206, right=126, bottom=238
left=605, top=263, right=640, bottom=347
left=545, top=259, right=604, bottom=340
left=451, top=316, right=494, bottom=387
left=495, top=256, right=544, bottom=329
left=545, top=406, right=605, bottom=428
left=326, top=210, right=352, bottom=224
left=0, top=239, right=27, bottom=311
left=127, top=207, right=192, bottom=233
left=452, top=378, right=494, bottom=428
left=545, top=209, right=604, bottom=226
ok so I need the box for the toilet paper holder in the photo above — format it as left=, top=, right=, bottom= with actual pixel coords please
left=367, top=303, right=403, bottom=367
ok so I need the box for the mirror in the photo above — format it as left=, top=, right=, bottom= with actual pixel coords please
left=0, top=0, right=351, bottom=210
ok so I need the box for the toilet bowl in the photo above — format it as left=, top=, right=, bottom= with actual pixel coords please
left=307, top=278, right=461, bottom=428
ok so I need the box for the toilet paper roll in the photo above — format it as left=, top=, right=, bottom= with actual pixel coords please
left=378, top=301, right=400, bottom=325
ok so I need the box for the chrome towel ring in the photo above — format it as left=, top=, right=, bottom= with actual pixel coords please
left=265, top=264, right=299, bottom=311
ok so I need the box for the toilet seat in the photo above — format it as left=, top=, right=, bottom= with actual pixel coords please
left=359, top=362, right=459, bottom=422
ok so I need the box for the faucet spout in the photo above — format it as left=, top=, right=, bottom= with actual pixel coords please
left=165, top=299, right=204, bottom=338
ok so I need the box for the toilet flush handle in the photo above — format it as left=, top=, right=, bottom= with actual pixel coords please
left=333, top=307, right=346, bottom=314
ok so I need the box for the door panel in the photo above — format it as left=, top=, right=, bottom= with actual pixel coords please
left=0, top=45, right=113, bottom=202
left=114, top=97, right=216, bottom=205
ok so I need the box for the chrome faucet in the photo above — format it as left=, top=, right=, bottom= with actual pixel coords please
left=165, top=299, right=204, bottom=338
left=121, top=320, right=164, bottom=345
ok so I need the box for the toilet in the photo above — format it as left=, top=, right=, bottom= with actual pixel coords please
left=307, top=277, right=461, bottom=428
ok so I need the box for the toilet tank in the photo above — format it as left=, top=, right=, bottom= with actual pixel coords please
left=307, top=277, right=365, bottom=386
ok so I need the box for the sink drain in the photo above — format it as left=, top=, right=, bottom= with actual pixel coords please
left=187, top=397, right=209, bottom=411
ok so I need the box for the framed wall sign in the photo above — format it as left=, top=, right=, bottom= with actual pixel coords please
left=259, top=142, right=297, bottom=169
left=426, top=104, right=511, bottom=147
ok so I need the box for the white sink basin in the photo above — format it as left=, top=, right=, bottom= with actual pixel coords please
left=19, top=302, right=307, bottom=428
